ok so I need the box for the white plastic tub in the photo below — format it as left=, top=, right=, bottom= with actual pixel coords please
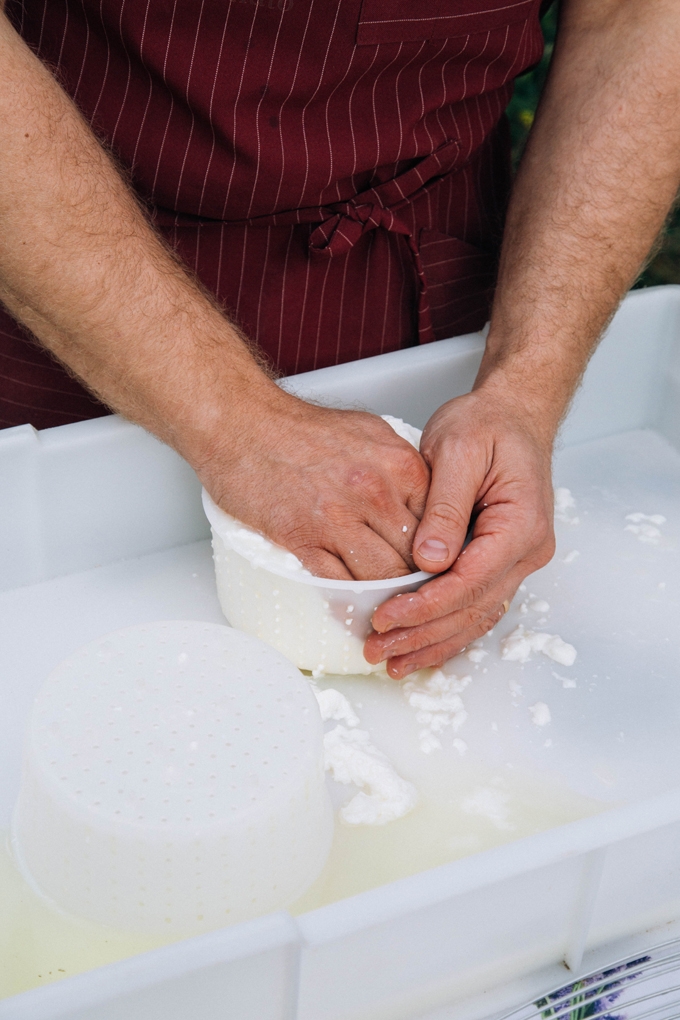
left=1, top=287, right=680, bottom=1020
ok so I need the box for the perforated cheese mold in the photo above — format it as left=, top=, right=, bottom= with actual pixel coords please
left=11, top=622, right=333, bottom=935
left=202, top=493, right=432, bottom=675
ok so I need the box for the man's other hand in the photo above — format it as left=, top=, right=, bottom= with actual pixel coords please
left=364, top=388, right=555, bottom=677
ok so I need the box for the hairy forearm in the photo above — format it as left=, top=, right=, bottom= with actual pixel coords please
left=477, top=0, right=680, bottom=438
left=0, top=13, right=275, bottom=469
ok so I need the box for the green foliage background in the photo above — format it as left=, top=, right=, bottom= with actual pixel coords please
left=506, top=3, right=680, bottom=288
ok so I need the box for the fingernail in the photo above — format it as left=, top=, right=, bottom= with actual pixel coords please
left=417, top=538, right=449, bottom=562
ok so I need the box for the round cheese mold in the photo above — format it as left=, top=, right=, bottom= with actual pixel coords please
left=203, top=518, right=433, bottom=678
left=203, top=415, right=433, bottom=676
left=11, top=622, right=333, bottom=935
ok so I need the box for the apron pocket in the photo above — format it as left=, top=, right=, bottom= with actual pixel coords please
left=357, top=0, right=538, bottom=45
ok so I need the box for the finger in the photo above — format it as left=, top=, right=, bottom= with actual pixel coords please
left=366, top=578, right=518, bottom=664
left=412, top=439, right=485, bottom=574
left=404, top=459, right=430, bottom=520
left=382, top=611, right=502, bottom=679
left=342, top=456, right=426, bottom=568
left=375, top=420, right=430, bottom=519
left=333, top=526, right=412, bottom=581
left=372, top=514, right=524, bottom=633
left=296, top=546, right=354, bottom=580
left=364, top=505, right=422, bottom=571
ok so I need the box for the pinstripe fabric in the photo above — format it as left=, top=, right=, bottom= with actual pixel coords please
left=1, top=0, right=544, bottom=429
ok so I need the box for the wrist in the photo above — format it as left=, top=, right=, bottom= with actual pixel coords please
left=179, top=357, right=286, bottom=482
left=473, top=327, right=582, bottom=447
left=470, top=367, right=564, bottom=453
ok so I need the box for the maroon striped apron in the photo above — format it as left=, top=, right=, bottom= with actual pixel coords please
left=1, top=0, right=544, bottom=429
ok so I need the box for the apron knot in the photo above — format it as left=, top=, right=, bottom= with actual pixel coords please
left=308, top=201, right=409, bottom=257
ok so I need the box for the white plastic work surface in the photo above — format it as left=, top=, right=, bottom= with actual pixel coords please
left=1, top=287, right=680, bottom=1020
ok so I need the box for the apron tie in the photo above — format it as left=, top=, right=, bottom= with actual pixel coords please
left=153, top=138, right=487, bottom=343
left=305, top=139, right=464, bottom=340
left=308, top=201, right=409, bottom=256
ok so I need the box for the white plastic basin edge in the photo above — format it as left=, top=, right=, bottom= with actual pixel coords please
left=0, top=912, right=301, bottom=1020
left=297, top=784, right=680, bottom=945
left=278, top=330, right=487, bottom=411
left=5, top=786, right=680, bottom=1020
left=2, top=286, right=680, bottom=592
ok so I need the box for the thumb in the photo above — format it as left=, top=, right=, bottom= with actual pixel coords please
left=412, top=445, right=480, bottom=573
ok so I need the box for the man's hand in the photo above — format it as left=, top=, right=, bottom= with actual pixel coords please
left=366, top=0, right=680, bottom=676
left=201, top=389, right=429, bottom=581
left=364, top=387, right=555, bottom=677
left=0, top=9, right=430, bottom=581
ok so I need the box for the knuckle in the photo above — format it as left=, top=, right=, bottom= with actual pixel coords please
left=272, top=509, right=324, bottom=554
left=345, top=466, right=373, bottom=491
left=406, top=457, right=430, bottom=491
left=376, top=627, right=424, bottom=659
left=345, top=466, right=390, bottom=505
left=514, top=503, right=556, bottom=567
left=400, top=628, right=437, bottom=655
left=315, top=489, right=346, bottom=520
left=279, top=528, right=321, bottom=558
left=527, top=526, right=556, bottom=570
left=462, top=577, right=488, bottom=605
left=405, top=575, right=468, bottom=625
left=467, top=616, right=497, bottom=644
left=388, top=448, right=430, bottom=494
left=532, top=513, right=554, bottom=547
left=426, top=500, right=469, bottom=534
left=448, top=584, right=499, bottom=631
left=478, top=616, right=497, bottom=638
left=412, top=588, right=451, bottom=625
left=539, top=533, right=556, bottom=565
left=416, top=638, right=466, bottom=670
left=418, top=436, right=435, bottom=462
left=459, top=601, right=491, bottom=631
